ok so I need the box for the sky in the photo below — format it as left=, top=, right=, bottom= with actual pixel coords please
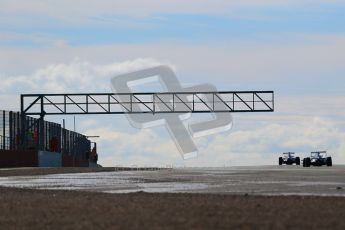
left=1, top=0, right=345, bottom=167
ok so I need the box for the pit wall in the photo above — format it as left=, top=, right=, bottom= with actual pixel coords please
left=38, top=151, right=62, bottom=167
left=0, top=150, right=89, bottom=167
left=62, top=154, right=89, bottom=167
left=0, top=150, right=37, bottom=167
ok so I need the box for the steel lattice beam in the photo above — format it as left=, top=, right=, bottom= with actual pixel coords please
left=21, top=91, right=274, bottom=116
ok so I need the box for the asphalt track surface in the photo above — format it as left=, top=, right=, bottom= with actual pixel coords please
left=0, top=166, right=345, bottom=229
left=0, top=165, right=344, bottom=196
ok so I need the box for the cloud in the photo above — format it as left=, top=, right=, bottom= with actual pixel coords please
left=1, top=34, right=344, bottom=91
left=0, top=58, right=172, bottom=114
left=81, top=115, right=345, bottom=167
left=0, top=58, right=170, bottom=95
left=83, top=127, right=179, bottom=167
left=189, top=117, right=345, bottom=166
left=0, top=32, right=69, bottom=48
left=1, top=0, right=343, bottom=27
left=0, top=1, right=324, bottom=16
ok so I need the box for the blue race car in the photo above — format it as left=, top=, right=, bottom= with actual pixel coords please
left=303, top=151, right=332, bottom=167
left=279, top=152, right=300, bottom=165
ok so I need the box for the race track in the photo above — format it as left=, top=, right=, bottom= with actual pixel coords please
left=1, top=166, right=344, bottom=196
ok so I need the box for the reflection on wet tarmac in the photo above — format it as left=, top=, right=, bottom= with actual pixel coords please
left=0, top=166, right=344, bottom=196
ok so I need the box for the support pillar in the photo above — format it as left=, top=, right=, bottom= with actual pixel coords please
left=2, top=111, right=5, bottom=149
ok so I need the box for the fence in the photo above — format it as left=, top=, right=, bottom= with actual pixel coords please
left=0, top=110, right=90, bottom=158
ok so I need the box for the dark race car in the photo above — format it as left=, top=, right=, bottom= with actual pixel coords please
left=279, top=152, right=300, bottom=166
left=303, top=151, right=332, bottom=167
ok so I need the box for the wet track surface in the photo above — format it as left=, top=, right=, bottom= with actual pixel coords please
left=0, top=166, right=344, bottom=196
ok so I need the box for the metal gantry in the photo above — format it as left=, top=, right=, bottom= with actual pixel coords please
left=18, top=91, right=273, bottom=151
left=21, top=91, right=274, bottom=116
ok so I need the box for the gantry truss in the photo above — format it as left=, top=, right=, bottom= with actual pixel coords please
left=21, top=91, right=274, bottom=116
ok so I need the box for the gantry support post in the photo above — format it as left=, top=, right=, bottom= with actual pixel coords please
left=38, top=95, right=45, bottom=151
left=20, top=95, right=26, bottom=150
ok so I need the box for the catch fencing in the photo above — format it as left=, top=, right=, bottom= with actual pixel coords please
left=0, top=110, right=90, bottom=158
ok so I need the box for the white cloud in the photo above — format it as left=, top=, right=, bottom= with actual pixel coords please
left=0, top=58, right=171, bottom=113
left=191, top=116, right=345, bottom=166
left=0, top=0, right=343, bottom=28
left=0, top=58, right=170, bottom=95
left=83, top=127, right=179, bottom=167
left=1, top=34, right=344, bottom=87
left=79, top=115, right=345, bottom=167
left=0, top=1, right=328, bottom=17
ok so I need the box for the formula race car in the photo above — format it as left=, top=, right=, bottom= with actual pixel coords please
left=303, top=151, right=332, bottom=167
left=279, top=152, right=300, bottom=165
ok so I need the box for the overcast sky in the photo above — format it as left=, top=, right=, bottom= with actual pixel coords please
left=1, top=0, right=345, bottom=166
